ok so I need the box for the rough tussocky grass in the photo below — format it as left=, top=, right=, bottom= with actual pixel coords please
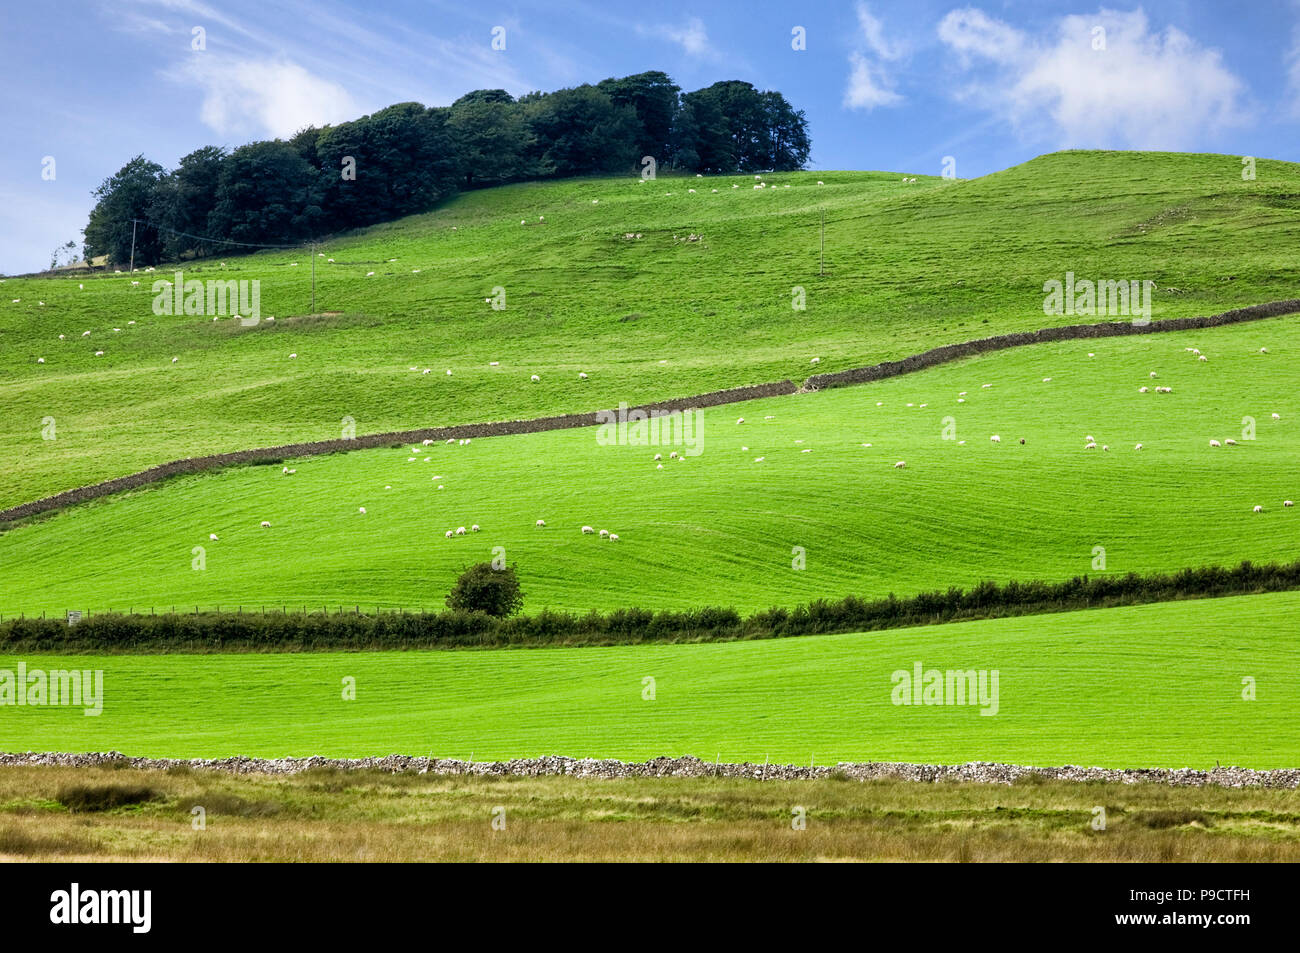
left=0, top=591, right=1295, bottom=768
left=1, top=763, right=1298, bottom=861
left=2, top=150, right=1299, bottom=510
left=0, top=314, right=1294, bottom=616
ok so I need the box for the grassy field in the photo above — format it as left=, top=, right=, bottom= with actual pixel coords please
left=2, top=764, right=1298, bottom=861
left=1, top=313, right=1294, bottom=615
left=2, top=150, right=1299, bottom=510
left=1, top=591, right=1295, bottom=767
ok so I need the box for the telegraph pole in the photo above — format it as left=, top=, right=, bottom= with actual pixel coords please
left=310, top=242, right=316, bottom=314
left=819, top=207, right=825, bottom=276
left=128, top=219, right=138, bottom=273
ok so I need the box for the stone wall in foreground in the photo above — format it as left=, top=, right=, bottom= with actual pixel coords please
left=3, top=752, right=1296, bottom=788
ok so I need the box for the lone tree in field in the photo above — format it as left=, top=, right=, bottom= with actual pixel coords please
left=446, top=563, right=524, bottom=617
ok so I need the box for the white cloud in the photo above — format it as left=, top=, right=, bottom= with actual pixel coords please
left=844, top=51, right=903, bottom=109
left=843, top=3, right=903, bottom=111
left=176, top=57, right=361, bottom=139
left=936, top=7, right=1249, bottom=149
left=855, top=2, right=902, bottom=61
left=641, top=17, right=712, bottom=58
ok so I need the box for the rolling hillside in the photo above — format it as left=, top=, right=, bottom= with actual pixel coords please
left=0, top=309, right=1295, bottom=615
left=3, top=592, right=1296, bottom=767
left=2, top=150, right=1299, bottom=512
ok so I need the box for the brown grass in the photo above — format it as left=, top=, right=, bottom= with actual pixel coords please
left=1, top=765, right=1298, bottom=861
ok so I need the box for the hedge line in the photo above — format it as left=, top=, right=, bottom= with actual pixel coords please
left=2, top=559, right=1295, bottom=654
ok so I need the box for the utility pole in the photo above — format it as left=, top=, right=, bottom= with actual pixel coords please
left=311, top=242, right=316, bottom=314
left=819, top=207, right=825, bottom=277
left=128, top=219, right=138, bottom=273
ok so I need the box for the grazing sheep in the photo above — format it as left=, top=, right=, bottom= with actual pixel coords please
left=82, top=331, right=90, bottom=337
left=894, top=461, right=906, bottom=469
left=579, top=372, right=588, bottom=380
left=94, top=350, right=104, bottom=356
left=172, top=357, right=178, bottom=363
left=446, top=369, right=452, bottom=376
left=531, top=374, right=540, bottom=382
left=1149, top=371, right=1157, bottom=378
left=290, top=353, right=297, bottom=358
left=1260, top=347, right=1268, bottom=354
left=736, top=418, right=744, bottom=424
left=1019, top=438, right=1025, bottom=445
left=422, top=439, right=434, bottom=445
left=1102, top=445, right=1109, bottom=451
left=1209, top=439, right=1221, bottom=447
left=656, top=463, right=663, bottom=470
left=1134, top=443, right=1142, bottom=450
left=1042, top=377, right=1051, bottom=383
left=1285, top=501, right=1294, bottom=507
left=472, top=524, right=480, bottom=532
left=599, top=529, right=609, bottom=538
left=1253, top=505, right=1264, bottom=513
left=817, top=180, right=824, bottom=185
left=653, top=453, right=662, bottom=461
left=1199, top=355, right=1208, bottom=362
left=581, top=526, right=594, bottom=534
left=36, top=357, right=44, bottom=364
left=1139, top=386, right=1149, bottom=393
left=260, top=521, right=271, bottom=528
left=1086, top=435, right=1095, bottom=442
left=209, top=534, right=219, bottom=541
left=359, top=507, right=367, bottom=514
left=456, top=526, right=466, bottom=535
left=609, top=534, right=619, bottom=541
left=445, top=530, right=453, bottom=538
left=810, top=357, right=820, bottom=365
left=670, top=451, right=679, bottom=459
left=754, top=456, right=765, bottom=462
left=1272, top=413, right=1281, bottom=420
left=1085, top=442, right=1097, bottom=450
left=1225, top=438, right=1237, bottom=446
left=536, top=519, right=546, bottom=527
left=990, top=435, right=1000, bottom=443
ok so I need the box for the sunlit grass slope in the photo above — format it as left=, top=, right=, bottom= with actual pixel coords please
left=1, top=151, right=1298, bottom=508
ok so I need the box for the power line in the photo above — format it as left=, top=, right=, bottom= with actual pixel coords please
left=131, top=218, right=311, bottom=251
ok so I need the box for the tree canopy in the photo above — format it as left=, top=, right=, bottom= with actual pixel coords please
left=83, top=72, right=811, bottom=265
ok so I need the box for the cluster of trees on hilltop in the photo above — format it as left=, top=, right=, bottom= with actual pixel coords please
left=83, top=72, right=811, bottom=266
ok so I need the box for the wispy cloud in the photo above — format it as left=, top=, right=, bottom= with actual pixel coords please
left=173, top=56, right=360, bottom=139
left=1286, top=3, right=1300, bottom=118
left=843, top=3, right=903, bottom=111
left=936, top=6, right=1250, bottom=149
left=640, top=17, right=713, bottom=58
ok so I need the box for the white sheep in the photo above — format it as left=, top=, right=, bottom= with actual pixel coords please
left=456, top=526, right=466, bottom=535
left=670, top=451, right=678, bottom=459
left=737, top=417, right=744, bottom=424
left=990, top=435, right=1001, bottom=443
left=599, top=529, right=609, bottom=538
left=1285, top=501, right=1294, bottom=507
left=1139, top=386, right=1149, bottom=393
left=445, top=530, right=453, bottom=538
left=209, top=534, right=219, bottom=541
left=894, top=461, right=906, bottom=469
left=579, top=372, right=588, bottom=380
left=531, top=374, right=540, bottom=382
left=1225, top=438, right=1237, bottom=446
left=472, top=524, right=480, bottom=532
left=581, top=525, right=594, bottom=534
left=1253, top=505, right=1264, bottom=513
left=1272, top=413, right=1281, bottom=420
left=1149, top=371, right=1158, bottom=378
left=171, top=357, right=178, bottom=363
left=1134, top=443, right=1142, bottom=450
left=36, top=357, right=44, bottom=364
left=653, top=453, right=662, bottom=461
left=1085, top=442, right=1097, bottom=450
left=536, top=519, right=546, bottom=527
left=359, top=507, right=367, bottom=514
left=608, top=534, right=619, bottom=541
left=260, top=521, right=271, bottom=528
left=1209, top=439, right=1221, bottom=448
left=810, top=357, right=820, bottom=365
left=1199, top=355, right=1208, bottom=362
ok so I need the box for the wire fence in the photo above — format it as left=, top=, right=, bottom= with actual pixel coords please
left=1, top=606, right=440, bottom=623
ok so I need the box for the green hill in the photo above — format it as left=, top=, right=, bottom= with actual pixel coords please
left=1, top=308, right=1294, bottom=616
left=2, top=150, right=1298, bottom=512
left=3, top=591, right=1295, bottom=767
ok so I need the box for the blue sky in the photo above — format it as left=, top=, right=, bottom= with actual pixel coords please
left=2, top=0, right=1298, bottom=274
